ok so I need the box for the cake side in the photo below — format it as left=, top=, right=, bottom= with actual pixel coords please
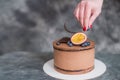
left=53, top=38, right=95, bottom=75
left=54, top=65, right=94, bottom=75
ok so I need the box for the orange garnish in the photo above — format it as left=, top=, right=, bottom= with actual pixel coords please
left=71, top=32, right=87, bottom=45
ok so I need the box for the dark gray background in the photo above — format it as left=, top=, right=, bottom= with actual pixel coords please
left=0, top=0, right=120, bottom=80
left=0, top=0, right=120, bottom=54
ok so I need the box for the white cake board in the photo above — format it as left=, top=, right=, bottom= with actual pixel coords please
left=43, top=59, right=106, bottom=80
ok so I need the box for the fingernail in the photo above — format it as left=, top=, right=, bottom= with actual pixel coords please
left=83, top=26, right=86, bottom=31
left=90, top=25, right=92, bottom=29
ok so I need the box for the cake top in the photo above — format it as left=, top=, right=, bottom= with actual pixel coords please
left=53, top=37, right=95, bottom=51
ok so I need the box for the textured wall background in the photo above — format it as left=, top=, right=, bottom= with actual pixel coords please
left=0, top=0, right=120, bottom=54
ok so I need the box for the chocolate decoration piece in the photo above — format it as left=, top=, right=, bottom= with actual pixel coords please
left=59, top=37, right=70, bottom=43
left=64, top=24, right=77, bottom=34
left=56, top=37, right=70, bottom=45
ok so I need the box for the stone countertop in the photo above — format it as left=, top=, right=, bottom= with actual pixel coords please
left=0, top=52, right=120, bottom=80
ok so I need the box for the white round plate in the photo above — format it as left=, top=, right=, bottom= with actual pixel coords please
left=43, top=59, right=106, bottom=80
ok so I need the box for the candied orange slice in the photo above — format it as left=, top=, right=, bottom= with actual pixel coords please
left=71, top=32, right=87, bottom=45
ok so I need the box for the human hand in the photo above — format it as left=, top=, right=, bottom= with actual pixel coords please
left=74, top=0, right=103, bottom=31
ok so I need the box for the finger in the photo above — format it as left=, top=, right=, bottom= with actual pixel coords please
left=79, top=2, right=85, bottom=27
left=84, top=3, right=91, bottom=30
left=89, top=12, right=100, bottom=28
left=74, top=3, right=79, bottom=15
left=74, top=4, right=80, bottom=21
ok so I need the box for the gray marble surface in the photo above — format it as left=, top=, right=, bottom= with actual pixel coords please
left=0, top=51, right=120, bottom=80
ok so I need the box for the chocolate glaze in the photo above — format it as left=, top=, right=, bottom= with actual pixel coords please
left=53, top=39, right=95, bottom=51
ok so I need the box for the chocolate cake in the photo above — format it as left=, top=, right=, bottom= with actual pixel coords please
left=53, top=37, right=95, bottom=75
